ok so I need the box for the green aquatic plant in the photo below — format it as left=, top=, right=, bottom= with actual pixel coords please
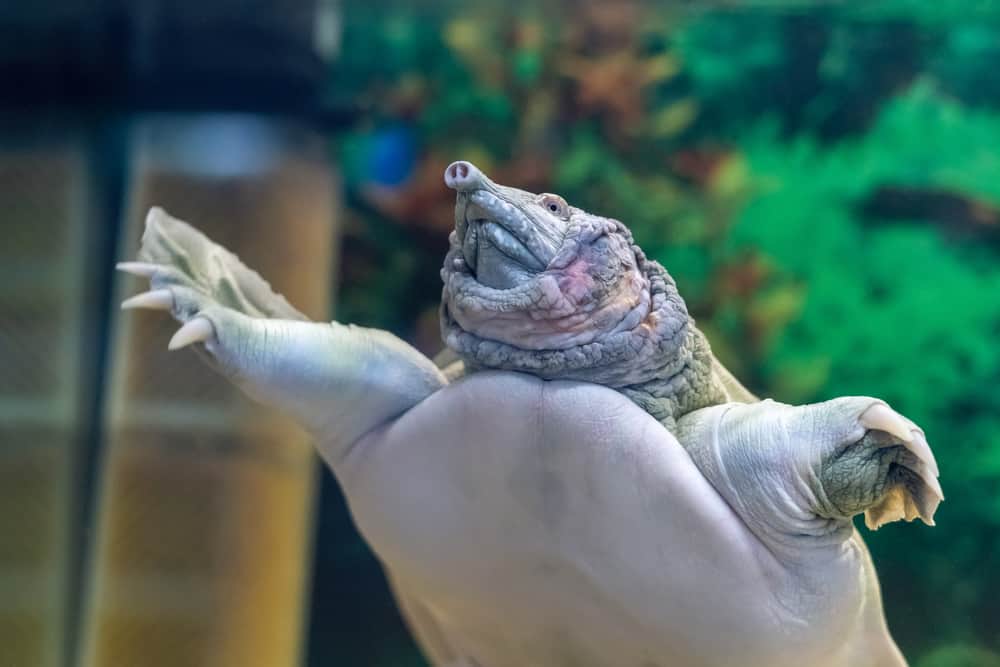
left=723, top=82, right=1000, bottom=658
left=916, top=643, right=1000, bottom=667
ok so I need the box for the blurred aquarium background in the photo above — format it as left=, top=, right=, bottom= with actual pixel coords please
left=0, top=0, right=998, bottom=666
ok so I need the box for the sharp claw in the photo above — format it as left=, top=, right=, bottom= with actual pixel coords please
left=168, top=317, right=214, bottom=350
left=921, top=495, right=940, bottom=526
left=860, top=403, right=913, bottom=444
left=116, top=261, right=159, bottom=278
left=916, top=460, right=944, bottom=501
left=121, top=289, right=173, bottom=311
left=909, top=430, right=940, bottom=478
left=911, top=479, right=941, bottom=526
left=860, top=403, right=944, bottom=520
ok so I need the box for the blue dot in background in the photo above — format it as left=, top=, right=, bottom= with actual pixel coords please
left=367, top=125, right=417, bottom=187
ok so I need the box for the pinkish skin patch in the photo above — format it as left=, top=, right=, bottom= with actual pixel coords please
left=537, top=275, right=571, bottom=315
left=452, top=261, right=650, bottom=351
left=556, top=258, right=597, bottom=305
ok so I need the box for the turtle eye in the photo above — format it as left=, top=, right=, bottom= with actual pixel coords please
left=540, top=194, right=569, bottom=218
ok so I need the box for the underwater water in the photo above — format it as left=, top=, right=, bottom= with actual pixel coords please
left=1, top=1, right=999, bottom=666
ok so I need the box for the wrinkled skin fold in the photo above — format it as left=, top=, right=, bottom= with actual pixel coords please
left=440, top=160, right=728, bottom=427
left=114, top=175, right=942, bottom=666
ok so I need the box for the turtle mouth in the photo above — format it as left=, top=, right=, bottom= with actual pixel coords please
left=456, top=191, right=550, bottom=289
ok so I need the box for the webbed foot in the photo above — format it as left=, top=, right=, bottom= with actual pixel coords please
left=117, top=207, right=447, bottom=447
left=118, top=258, right=233, bottom=358
left=818, top=399, right=942, bottom=530
left=116, top=209, right=301, bottom=387
left=122, top=207, right=307, bottom=319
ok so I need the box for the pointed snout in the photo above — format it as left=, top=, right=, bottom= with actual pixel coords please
left=444, top=160, right=485, bottom=192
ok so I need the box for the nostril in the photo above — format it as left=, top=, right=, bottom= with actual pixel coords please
left=445, top=160, right=479, bottom=190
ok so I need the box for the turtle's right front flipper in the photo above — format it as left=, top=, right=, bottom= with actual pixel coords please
left=134, top=207, right=310, bottom=321
left=118, top=209, right=447, bottom=462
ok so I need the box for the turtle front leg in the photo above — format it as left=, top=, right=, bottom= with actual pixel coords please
left=677, top=397, right=943, bottom=540
left=816, top=400, right=942, bottom=530
left=118, top=210, right=447, bottom=463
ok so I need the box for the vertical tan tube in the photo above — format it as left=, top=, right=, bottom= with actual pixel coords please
left=81, top=117, right=338, bottom=667
left=0, top=143, right=93, bottom=667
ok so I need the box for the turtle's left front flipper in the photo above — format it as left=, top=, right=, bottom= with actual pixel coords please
left=118, top=208, right=447, bottom=461
left=816, top=400, right=942, bottom=530
left=676, top=397, right=942, bottom=541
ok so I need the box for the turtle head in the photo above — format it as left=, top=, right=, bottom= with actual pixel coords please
left=439, top=160, right=722, bottom=423
left=444, top=160, right=568, bottom=289
left=441, top=160, right=652, bottom=352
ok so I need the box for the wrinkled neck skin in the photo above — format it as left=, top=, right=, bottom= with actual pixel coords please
left=440, top=211, right=724, bottom=428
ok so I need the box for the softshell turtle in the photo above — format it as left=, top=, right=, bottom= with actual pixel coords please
left=117, top=160, right=942, bottom=667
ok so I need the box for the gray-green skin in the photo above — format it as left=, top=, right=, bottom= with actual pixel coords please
left=117, top=161, right=943, bottom=667
left=440, top=161, right=734, bottom=428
